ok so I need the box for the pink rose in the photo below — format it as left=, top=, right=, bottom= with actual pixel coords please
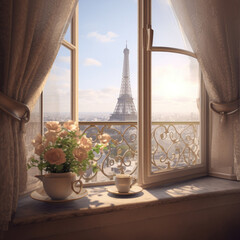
left=45, top=131, right=58, bottom=144
left=45, top=121, right=61, bottom=132
left=98, top=133, right=111, bottom=144
left=75, top=130, right=82, bottom=137
left=32, top=134, right=43, bottom=147
left=63, top=120, right=79, bottom=131
left=79, top=135, right=92, bottom=152
left=44, top=148, right=66, bottom=165
left=59, top=130, right=68, bottom=138
left=35, top=144, right=45, bottom=156
left=73, top=147, right=88, bottom=162
left=100, top=144, right=108, bottom=152
left=75, top=130, right=82, bottom=144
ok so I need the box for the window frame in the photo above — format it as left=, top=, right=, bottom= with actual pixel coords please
left=137, top=0, right=207, bottom=188
left=41, top=1, right=207, bottom=187
left=62, top=5, right=79, bottom=123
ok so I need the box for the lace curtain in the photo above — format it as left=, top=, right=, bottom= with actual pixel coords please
left=0, top=0, right=78, bottom=231
left=171, top=0, right=240, bottom=179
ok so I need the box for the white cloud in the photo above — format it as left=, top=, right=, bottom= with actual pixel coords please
left=84, top=58, right=102, bottom=67
left=79, top=88, right=120, bottom=112
left=87, top=31, right=118, bottom=42
left=58, top=56, right=70, bottom=64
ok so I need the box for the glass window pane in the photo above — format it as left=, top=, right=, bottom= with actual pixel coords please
left=78, top=0, right=138, bottom=183
left=64, top=22, right=72, bottom=43
left=151, top=0, right=192, bottom=51
left=43, top=46, right=71, bottom=122
left=151, top=52, right=200, bottom=173
left=78, top=0, right=137, bottom=122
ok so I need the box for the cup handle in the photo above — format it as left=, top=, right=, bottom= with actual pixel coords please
left=130, top=177, right=136, bottom=188
left=71, top=179, right=83, bottom=194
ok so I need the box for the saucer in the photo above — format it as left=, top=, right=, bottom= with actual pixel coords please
left=107, top=185, right=143, bottom=196
left=30, top=187, right=88, bottom=203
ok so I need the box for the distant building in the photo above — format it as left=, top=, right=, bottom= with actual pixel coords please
left=109, top=44, right=137, bottom=121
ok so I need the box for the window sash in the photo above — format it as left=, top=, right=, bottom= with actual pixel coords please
left=71, top=5, right=78, bottom=122
left=41, top=4, right=78, bottom=126
left=137, top=0, right=207, bottom=187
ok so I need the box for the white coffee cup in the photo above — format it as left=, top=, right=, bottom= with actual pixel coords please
left=115, top=174, right=136, bottom=193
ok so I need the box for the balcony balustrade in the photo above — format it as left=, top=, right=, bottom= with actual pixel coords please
left=78, top=121, right=200, bottom=184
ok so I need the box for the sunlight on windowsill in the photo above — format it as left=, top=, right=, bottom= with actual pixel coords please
left=166, top=185, right=203, bottom=198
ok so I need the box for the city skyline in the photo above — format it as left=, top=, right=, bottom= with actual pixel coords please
left=43, top=111, right=199, bottom=122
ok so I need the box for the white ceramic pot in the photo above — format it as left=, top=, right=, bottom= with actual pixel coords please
left=35, top=172, right=82, bottom=200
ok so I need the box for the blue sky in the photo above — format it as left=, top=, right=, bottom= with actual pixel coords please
left=77, top=0, right=138, bottom=114
left=43, top=0, right=199, bottom=119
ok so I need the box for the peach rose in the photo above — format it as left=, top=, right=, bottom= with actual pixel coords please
left=45, top=121, right=61, bottom=132
left=32, top=134, right=43, bottom=147
left=75, top=130, right=82, bottom=137
left=100, top=144, right=107, bottom=152
left=73, top=147, right=88, bottom=162
left=59, top=130, right=68, bottom=138
left=79, top=135, right=92, bottom=152
left=35, top=144, right=45, bottom=156
left=44, top=148, right=66, bottom=165
left=45, top=130, right=58, bottom=144
left=98, top=133, right=111, bottom=144
left=63, top=120, right=79, bottom=131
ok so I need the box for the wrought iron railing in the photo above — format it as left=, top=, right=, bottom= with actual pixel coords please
left=79, top=121, right=200, bottom=184
left=79, top=122, right=137, bottom=184
left=151, top=122, right=200, bottom=172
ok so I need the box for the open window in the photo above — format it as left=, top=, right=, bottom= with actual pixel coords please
left=37, top=0, right=207, bottom=188
left=138, top=0, right=207, bottom=187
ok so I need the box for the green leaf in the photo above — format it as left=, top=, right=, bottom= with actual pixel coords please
left=92, top=164, right=98, bottom=173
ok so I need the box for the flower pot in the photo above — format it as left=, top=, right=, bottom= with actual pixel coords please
left=35, top=172, right=82, bottom=200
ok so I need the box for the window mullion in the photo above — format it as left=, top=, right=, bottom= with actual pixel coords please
left=200, top=72, right=208, bottom=174
left=40, top=92, right=44, bottom=135
left=138, top=0, right=152, bottom=186
left=71, top=4, right=79, bottom=122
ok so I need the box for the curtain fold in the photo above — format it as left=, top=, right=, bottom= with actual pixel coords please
left=0, top=0, right=78, bottom=231
left=171, top=0, right=240, bottom=179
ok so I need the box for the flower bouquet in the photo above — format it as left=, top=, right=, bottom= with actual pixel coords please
left=27, top=120, right=110, bottom=200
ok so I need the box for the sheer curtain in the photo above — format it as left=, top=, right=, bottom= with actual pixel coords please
left=0, top=0, right=78, bottom=231
left=171, top=0, right=240, bottom=179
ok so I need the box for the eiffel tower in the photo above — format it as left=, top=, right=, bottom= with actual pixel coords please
left=109, top=44, right=137, bottom=121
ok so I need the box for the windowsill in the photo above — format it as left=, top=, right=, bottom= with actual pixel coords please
left=12, top=176, right=240, bottom=226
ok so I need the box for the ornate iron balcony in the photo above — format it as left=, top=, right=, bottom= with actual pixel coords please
left=78, top=121, right=200, bottom=184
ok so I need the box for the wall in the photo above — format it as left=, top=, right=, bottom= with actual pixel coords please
left=4, top=191, right=240, bottom=240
